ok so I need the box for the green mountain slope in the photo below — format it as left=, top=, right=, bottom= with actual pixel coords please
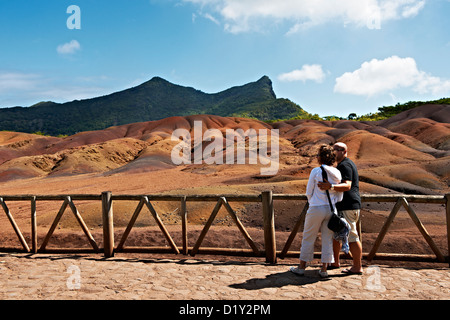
left=0, top=76, right=307, bottom=136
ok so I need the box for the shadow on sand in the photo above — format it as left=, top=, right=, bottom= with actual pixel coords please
left=228, top=269, right=350, bottom=290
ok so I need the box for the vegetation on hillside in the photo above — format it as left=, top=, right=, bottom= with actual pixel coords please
left=270, top=97, right=449, bottom=123
left=353, top=98, right=450, bottom=121
left=0, top=76, right=306, bottom=136
left=337, top=98, right=450, bottom=121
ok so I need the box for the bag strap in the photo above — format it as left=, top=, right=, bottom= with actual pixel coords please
left=320, top=166, right=335, bottom=213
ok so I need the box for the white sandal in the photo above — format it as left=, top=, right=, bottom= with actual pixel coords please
left=319, top=270, right=329, bottom=278
left=289, top=266, right=305, bottom=276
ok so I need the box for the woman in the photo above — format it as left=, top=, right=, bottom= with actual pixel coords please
left=290, top=144, right=343, bottom=278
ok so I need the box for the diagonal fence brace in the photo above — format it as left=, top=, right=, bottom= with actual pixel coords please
left=39, top=196, right=99, bottom=252
left=191, top=197, right=259, bottom=256
left=116, top=196, right=179, bottom=254
left=0, top=197, right=30, bottom=252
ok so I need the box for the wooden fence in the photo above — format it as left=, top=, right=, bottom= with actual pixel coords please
left=0, top=192, right=449, bottom=266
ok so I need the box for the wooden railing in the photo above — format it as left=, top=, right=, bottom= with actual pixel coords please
left=0, top=192, right=449, bottom=266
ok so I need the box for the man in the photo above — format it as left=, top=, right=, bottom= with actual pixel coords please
left=318, top=142, right=363, bottom=275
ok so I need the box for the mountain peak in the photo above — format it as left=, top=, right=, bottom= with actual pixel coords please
left=257, top=75, right=271, bottom=83
left=149, top=76, right=169, bottom=83
left=256, top=75, right=276, bottom=99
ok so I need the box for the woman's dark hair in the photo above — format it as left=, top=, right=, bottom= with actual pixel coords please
left=317, top=144, right=336, bottom=166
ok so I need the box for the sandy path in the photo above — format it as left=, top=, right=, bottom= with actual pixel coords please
left=0, top=253, right=448, bottom=301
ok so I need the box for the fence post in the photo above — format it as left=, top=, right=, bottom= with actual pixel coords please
left=262, top=191, right=277, bottom=264
left=102, top=191, right=114, bottom=258
left=31, top=196, right=37, bottom=253
left=181, top=196, right=188, bottom=255
left=446, top=194, right=450, bottom=267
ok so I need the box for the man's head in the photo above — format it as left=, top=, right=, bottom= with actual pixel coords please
left=333, top=142, right=348, bottom=163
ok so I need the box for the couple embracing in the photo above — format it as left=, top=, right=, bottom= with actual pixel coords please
left=290, top=142, right=363, bottom=278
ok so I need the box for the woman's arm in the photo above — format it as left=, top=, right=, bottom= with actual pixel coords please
left=318, top=179, right=352, bottom=192
left=306, top=168, right=317, bottom=200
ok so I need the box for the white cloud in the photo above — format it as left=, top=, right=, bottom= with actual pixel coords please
left=0, top=71, right=109, bottom=107
left=0, top=72, right=40, bottom=93
left=39, top=86, right=108, bottom=102
left=381, top=0, right=425, bottom=19
left=57, top=40, right=81, bottom=55
left=182, top=0, right=426, bottom=33
left=203, top=13, right=220, bottom=25
left=193, top=11, right=221, bottom=25
left=334, top=55, right=450, bottom=97
left=401, top=0, right=426, bottom=18
left=278, top=64, right=326, bottom=83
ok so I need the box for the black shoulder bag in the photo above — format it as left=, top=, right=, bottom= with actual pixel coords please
left=320, top=166, right=347, bottom=233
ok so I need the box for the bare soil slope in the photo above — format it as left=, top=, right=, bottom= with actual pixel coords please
left=0, top=105, right=448, bottom=259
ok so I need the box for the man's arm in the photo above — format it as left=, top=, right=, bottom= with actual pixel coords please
left=318, top=179, right=352, bottom=192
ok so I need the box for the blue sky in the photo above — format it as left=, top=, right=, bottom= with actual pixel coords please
left=1, top=0, right=449, bottom=118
